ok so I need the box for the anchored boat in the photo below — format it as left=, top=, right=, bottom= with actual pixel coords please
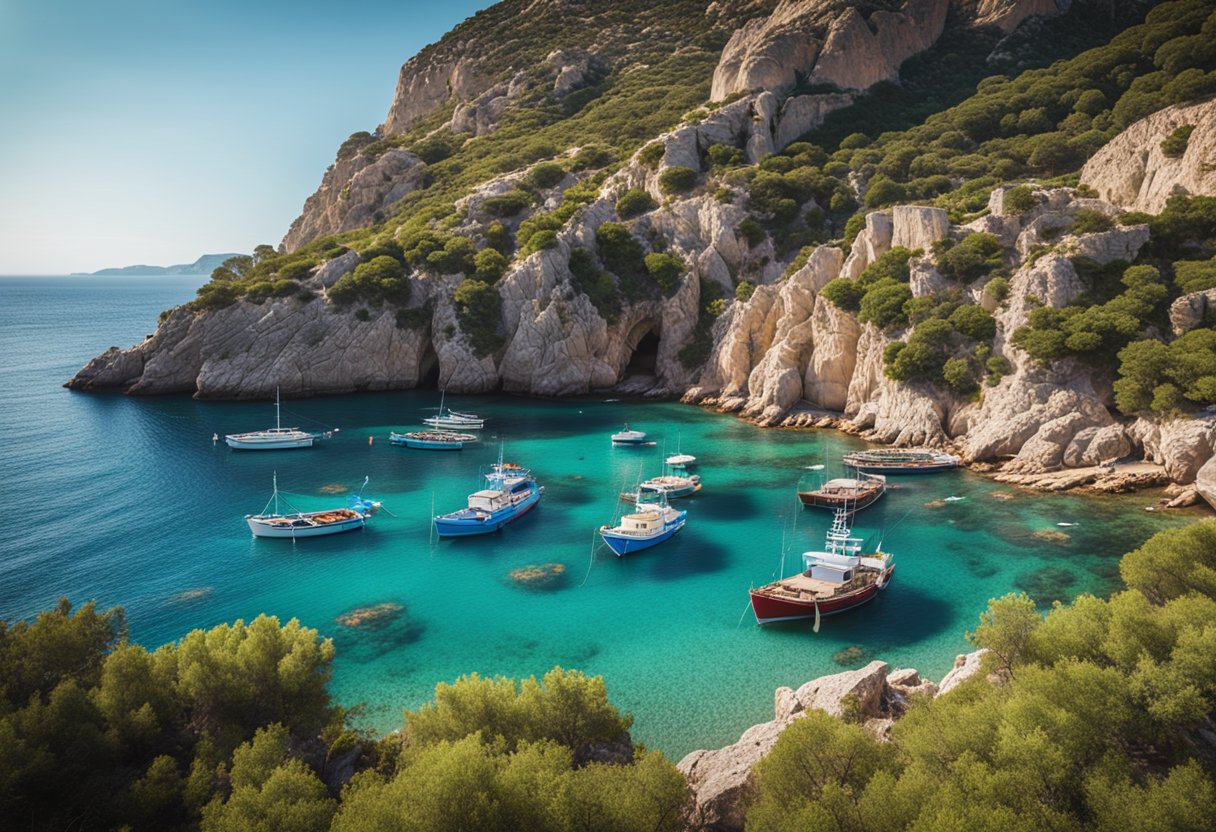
left=611, top=424, right=651, bottom=446
left=389, top=430, right=478, bottom=450
left=246, top=475, right=380, bottom=538
left=600, top=491, right=686, bottom=556
left=225, top=387, right=330, bottom=450
left=842, top=448, right=959, bottom=474
left=798, top=471, right=886, bottom=512
left=749, top=509, right=894, bottom=625
left=433, top=462, right=542, bottom=537
left=620, top=474, right=701, bottom=502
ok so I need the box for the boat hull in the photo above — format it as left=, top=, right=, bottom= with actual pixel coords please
left=226, top=436, right=315, bottom=450
left=434, top=488, right=541, bottom=537
left=600, top=519, right=684, bottom=556
left=797, top=488, right=883, bottom=511
left=389, top=433, right=467, bottom=450
left=247, top=515, right=365, bottom=538
left=750, top=566, right=894, bottom=624
left=845, top=461, right=956, bottom=474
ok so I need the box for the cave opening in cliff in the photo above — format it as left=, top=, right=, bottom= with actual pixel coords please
left=625, top=329, right=660, bottom=376
left=419, top=345, right=440, bottom=389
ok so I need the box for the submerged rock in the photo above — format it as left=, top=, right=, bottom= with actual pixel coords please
left=508, top=563, right=567, bottom=590
left=336, top=602, right=404, bottom=630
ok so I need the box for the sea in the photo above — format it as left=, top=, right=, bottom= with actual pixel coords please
left=0, top=275, right=1203, bottom=759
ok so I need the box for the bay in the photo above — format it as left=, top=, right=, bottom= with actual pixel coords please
left=0, top=275, right=1198, bottom=758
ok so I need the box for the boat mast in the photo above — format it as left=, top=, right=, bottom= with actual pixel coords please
left=273, top=471, right=279, bottom=516
left=275, top=386, right=281, bottom=431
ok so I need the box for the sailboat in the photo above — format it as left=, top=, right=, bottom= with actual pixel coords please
left=225, top=387, right=329, bottom=450
left=422, top=384, right=484, bottom=430
left=749, top=508, right=894, bottom=624
left=665, top=432, right=696, bottom=468
left=246, top=474, right=381, bottom=538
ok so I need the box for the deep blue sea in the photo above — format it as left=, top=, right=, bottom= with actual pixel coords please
left=0, top=275, right=1204, bottom=758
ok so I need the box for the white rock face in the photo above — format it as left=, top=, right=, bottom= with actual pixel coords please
left=282, top=150, right=426, bottom=252
left=1170, top=288, right=1216, bottom=335
left=937, top=650, right=989, bottom=696
left=1080, top=99, right=1216, bottom=213
left=975, top=0, right=1069, bottom=33
left=710, top=0, right=948, bottom=100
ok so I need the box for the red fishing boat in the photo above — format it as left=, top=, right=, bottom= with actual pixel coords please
left=750, top=509, right=894, bottom=626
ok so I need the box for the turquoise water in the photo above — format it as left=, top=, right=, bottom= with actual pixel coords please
left=0, top=276, right=1205, bottom=759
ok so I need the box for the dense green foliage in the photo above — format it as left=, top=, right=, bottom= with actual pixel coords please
left=1161, top=123, right=1197, bottom=157
left=821, top=247, right=918, bottom=330
left=657, top=166, right=698, bottom=196
left=0, top=603, right=338, bottom=831
left=615, top=188, right=657, bottom=219
left=454, top=279, right=505, bottom=356
left=328, top=256, right=410, bottom=306
left=746, top=520, right=1216, bottom=831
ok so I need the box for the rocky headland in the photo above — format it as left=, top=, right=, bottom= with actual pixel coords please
left=678, top=651, right=988, bottom=830
left=66, top=1, right=1216, bottom=508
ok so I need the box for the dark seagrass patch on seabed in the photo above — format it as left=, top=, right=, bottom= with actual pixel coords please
left=1015, top=566, right=1078, bottom=606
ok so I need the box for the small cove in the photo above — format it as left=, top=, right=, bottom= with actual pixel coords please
left=0, top=275, right=1205, bottom=759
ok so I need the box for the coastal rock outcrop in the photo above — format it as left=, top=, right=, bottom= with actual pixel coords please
left=679, top=656, right=990, bottom=831
left=975, top=0, right=1069, bottom=33
left=710, top=0, right=949, bottom=100
left=1079, top=98, right=1216, bottom=213
left=282, top=149, right=426, bottom=252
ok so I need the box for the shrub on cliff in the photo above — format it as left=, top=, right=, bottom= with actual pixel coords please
left=643, top=252, right=685, bottom=295
left=1114, top=329, right=1216, bottom=415
left=454, top=279, right=504, bottom=356
left=615, top=188, right=656, bottom=220
left=328, top=256, right=411, bottom=307
left=657, top=165, right=697, bottom=197
left=934, top=232, right=1003, bottom=282
left=524, top=162, right=566, bottom=190
left=481, top=190, right=534, bottom=218
left=1160, top=124, right=1196, bottom=158
left=569, top=248, right=621, bottom=321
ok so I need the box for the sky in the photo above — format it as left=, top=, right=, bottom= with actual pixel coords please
left=0, top=0, right=495, bottom=274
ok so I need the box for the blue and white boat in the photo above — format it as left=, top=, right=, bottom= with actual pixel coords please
left=433, top=463, right=543, bottom=537
left=611, top=424, right=651, bottom=446
left=599, top=491, right=686, bottom=556
left=620, top=474, right=701, bottom=502
left=389, top=430, right=478, bottom=450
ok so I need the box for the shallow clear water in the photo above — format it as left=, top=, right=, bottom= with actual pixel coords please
left=0, top=276, right=1203, bottom=758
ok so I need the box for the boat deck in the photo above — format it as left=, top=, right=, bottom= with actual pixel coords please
left=755, top=570, right=879, bottom=601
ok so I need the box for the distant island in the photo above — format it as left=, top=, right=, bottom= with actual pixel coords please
left=78, top=252, right=241, bottom=276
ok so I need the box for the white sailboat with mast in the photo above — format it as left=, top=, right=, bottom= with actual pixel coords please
left=225, top=387, right=329, bottom=450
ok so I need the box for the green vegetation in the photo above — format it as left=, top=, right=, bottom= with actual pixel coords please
left=735, top=280, right=754, bottom=302
left=657, top=165, right=697, bottom=196
left=328, top=256, right=410, bottom=307
left=678, top=279, right=725, bottom=369
left=1012, top=262, right=1168, bottom=366
left=1003, top=184, right=1038, bottom=214
left=746, top=520, right=1216, bottom=831
left=568, top=247, right=622, bottom=321
left=1161, top=123, right=1196, bottom=157
left=481, top=189, right=534, bottom=218
left=615, top=188, right=657, bottom=219
left=643, top=252, right=686, bottom=295
left=453, top=279, right=504, bottom=357
left=524, top=161, right=566, bottom=190
left=1114, top=329, right=1216, bottom=414
left=933, top=232, right=1003, bottom=282
left=821, top=247, right=919, bottom=330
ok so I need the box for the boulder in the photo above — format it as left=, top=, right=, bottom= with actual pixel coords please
left=975, top=0, right=1069, bottom=33
left=791, top=660, right=890, bottom=719
left=808, top=0, right=949, bottom=92
left=891, top=205, right=950, bottom=252
left=1169, top=288, right=1216, bottom=335
left=938, top=649, right=989, bottom=696
left=1197, top=453, right=1216, bottom=512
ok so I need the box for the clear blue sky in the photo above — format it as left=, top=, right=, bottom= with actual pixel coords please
left=0, top=0, right=494, bottom=274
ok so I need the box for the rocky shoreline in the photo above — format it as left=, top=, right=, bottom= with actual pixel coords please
left=677, top=650, right=989, bottom=831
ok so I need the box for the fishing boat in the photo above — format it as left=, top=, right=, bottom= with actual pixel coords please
left=611, top=425, right=650, bottom=445
left=225, top=387, right=329, bottom=450
left=750, top=509, right=894, bottom=625
left=245, top=475, right=380, bottom=539
left=798, top=471, right=887, bottom=512
left=433, top=462, right=543, bottom=537
left=620, top=474, right=702, bottom=502
left=600, top=491, right=687, bottom=556
left=389, top=430, right=478, bottom=450
left=842, top=448, right=960, bottom=473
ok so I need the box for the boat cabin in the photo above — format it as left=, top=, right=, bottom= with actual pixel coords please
left=807, top=562, right=853, bottom=584
left=620, top=511, right=661, bottom=532
left=468, top=490, right=506, bottom=511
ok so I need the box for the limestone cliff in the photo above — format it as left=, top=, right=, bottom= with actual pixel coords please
left=1080, top=98, right=1216, bottom=213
